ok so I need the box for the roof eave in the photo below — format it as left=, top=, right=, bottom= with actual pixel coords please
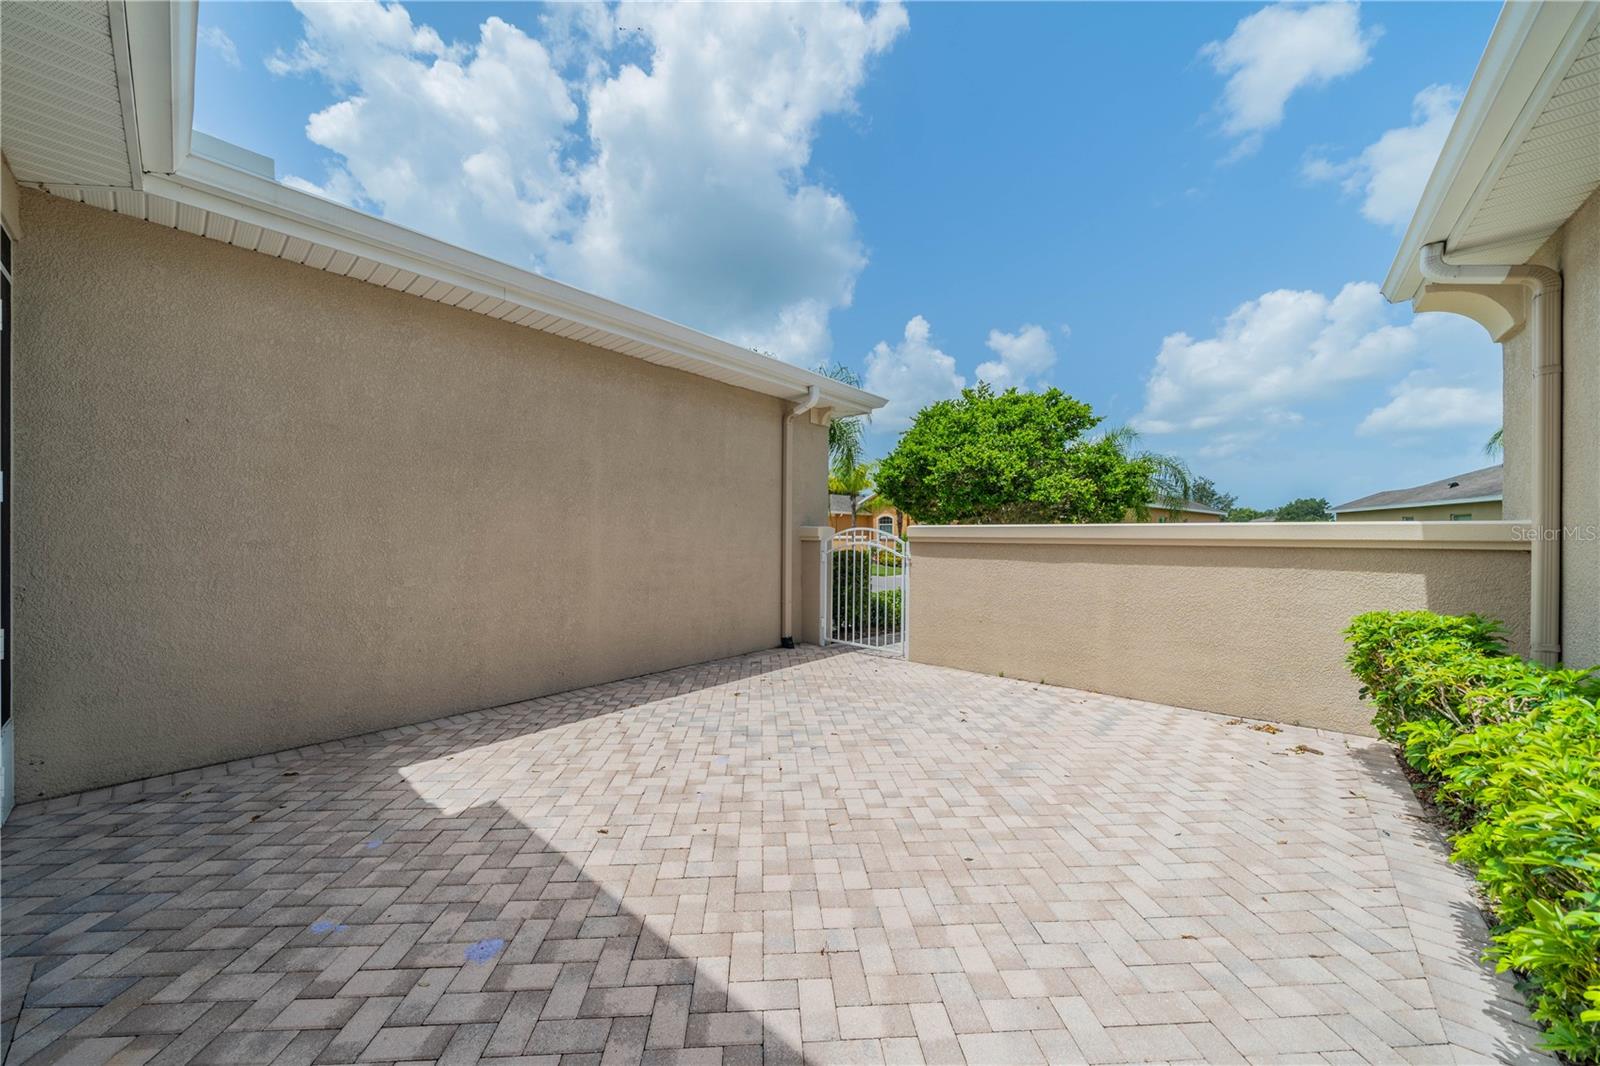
left=104, top=0, right=888, bottom=419
left=1383, top=1, right=1600, bottom=305
left=1333, top=494, right=1503, bottom=514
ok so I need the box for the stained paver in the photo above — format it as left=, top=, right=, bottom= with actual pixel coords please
left=0, top=646, right=1553, bottom=1064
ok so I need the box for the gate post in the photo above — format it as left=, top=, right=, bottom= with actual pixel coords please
left=799, top=526, right=832, bottom=646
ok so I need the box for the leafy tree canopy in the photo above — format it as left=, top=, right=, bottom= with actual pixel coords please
left=1275, top=497, right=1333, bottom=522
left=874, top=385, right=1158, bottom=524
left=1225, top=506, right=1273, bottom=523
left=1189, top=476, right=1237, bottom=513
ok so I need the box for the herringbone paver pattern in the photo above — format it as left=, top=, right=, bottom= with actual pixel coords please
left=1, top=648, right=1550, bottom=1064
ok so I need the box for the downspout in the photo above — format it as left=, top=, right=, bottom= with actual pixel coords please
left=1419, top=242, right=1562, bottom=663
left=781, top=385, right=822, bottom=649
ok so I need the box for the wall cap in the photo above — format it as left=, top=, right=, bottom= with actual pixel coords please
left=799, top=526, right=834, bottom=542
left=908, top=520, right=1534, bottom=551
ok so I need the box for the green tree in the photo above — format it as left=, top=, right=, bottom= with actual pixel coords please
left=874, top=385, right=1158, bottom=524
left=828, top=461, right=874, bottom=523
left=1275, top=497, right=1333, bottom=522
left=1189, top=476, right=1237, bottom=513
left=1098, top=426, right=1194, bottom=519
left=1485, top=426, right=1504, bottom=458
left=1225, top=506, right=1273, bottom=523
left=816, top=362, right=866, bottom=470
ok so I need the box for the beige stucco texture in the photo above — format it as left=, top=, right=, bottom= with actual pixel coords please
left=14, top=191, right=827, bottom=800
left=1496, top=186, right=1600, bottom=668
left=908, top=538, right=1531, bottom=736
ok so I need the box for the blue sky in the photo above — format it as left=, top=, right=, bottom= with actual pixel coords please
left=195, top=1, right=1505, bottom=510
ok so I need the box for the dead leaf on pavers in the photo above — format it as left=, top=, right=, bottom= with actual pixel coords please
left=1223, top=718, right=1245, bottom=726
left=1288, top=744, right=1322, bottom=755
left=1249, top=723, right=1281, bottom=734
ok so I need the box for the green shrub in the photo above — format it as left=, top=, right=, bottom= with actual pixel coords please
left=1346, top=610, right=1594, bottom=738
left=1346, top=611, right=1600, bottom=1061
left=829, top=551, right=901, bottom=636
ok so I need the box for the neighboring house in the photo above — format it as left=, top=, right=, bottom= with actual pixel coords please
left=0, top=2, right=884, bottom=809
left=1144, top=502, right=1225, bottom=524
left=1383, top=1, right=1600, bottom=666
left=829, top=493, right=912, bottom=537
left=1334, top=466, right=1504, bottom=523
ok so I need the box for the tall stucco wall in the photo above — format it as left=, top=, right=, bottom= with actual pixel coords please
left=1554, top=189, right=1600, bottom=668
left=13, top=191, right=828, bottom=800
left=908, top=530, right=1531, bottom=736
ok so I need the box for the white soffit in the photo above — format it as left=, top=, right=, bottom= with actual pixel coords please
left=1457, top=23, right=1600, bottom=255
left=1385, top=2, right=1600, bottom=302
left=0, top=0, right=137, bottom=187
left=2, top=2, right=884, bottom=418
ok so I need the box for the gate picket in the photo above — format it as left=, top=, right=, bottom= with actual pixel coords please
left=821, top=528, right=908, bottom=657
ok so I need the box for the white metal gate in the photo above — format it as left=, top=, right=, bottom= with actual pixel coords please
left=821, top=528, right=908, bottom=657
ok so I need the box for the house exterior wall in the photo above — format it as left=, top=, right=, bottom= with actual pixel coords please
left=13, top=190, right=829, bottom=801
left=907, top=526, right=1531, bottom=736
left=828, top=506, right=910, bottom=536
left=1335, top=500, right=1503, bottom=523
left=1495, top=186, right=1600, bottom=668
left=1554, top=188, right=1600, bottom=668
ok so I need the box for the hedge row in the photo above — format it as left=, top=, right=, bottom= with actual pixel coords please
left=1346, top=610, right=1600, bottom=1061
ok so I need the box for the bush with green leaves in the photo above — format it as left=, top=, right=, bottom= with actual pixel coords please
left=829, top=550, right=900, bottom=637
left=1346, top=611, right=1600, bottom=1061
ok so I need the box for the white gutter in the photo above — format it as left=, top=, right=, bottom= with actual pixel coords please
left=1419, top=242, right=1562, bottom=663
left=780, top=386, right=822, bottom=648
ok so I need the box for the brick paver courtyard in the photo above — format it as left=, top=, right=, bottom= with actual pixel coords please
left=1, top=647, right=1552, bottom=1065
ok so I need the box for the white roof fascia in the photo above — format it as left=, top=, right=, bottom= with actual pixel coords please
left=122, top=0, right=195, bottom=175
left=1383, top=1, right=1600, bottom=304
left=111, top=0, right=885, bottom=418
left=1333, top=494, right=1503, bottom=515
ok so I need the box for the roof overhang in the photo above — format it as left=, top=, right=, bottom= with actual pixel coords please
left=1384, top=1, right=1600, bottom=306
left=0, top=1, right=885, bottom=419
left=1332, top=494, right=1503, bottom=515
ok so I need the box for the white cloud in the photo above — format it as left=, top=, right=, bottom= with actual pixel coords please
left=1358, top=375, right=1499, bottom=436
left=270, top=0, right=906, bottom=366
left=975, top=324, right=1057, bottom=391
left=200, top=25, right=240, bottom=69
left=1304, top=84, right=1459, bottom=227
left=1202, top=3, right=1377, bottom=156
left=1134, top=281, right=1430, bottom=433
left=863, top=316, right=965, bottom=431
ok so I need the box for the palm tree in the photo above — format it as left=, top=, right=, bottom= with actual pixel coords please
left=1099, top=425, right=1194, bottom=521
left=1485, top=426, right=1503, bottom=458
left=816, top=362, right=866, bottom=470
left=829, top=461, right=874, bottom=525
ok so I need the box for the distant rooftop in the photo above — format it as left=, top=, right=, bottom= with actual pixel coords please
left=1159, top=501, right=1227, bottom=516
left=1333, top=465, right=1503, bottom=514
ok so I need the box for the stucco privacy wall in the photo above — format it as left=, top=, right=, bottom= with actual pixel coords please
left=1495, top=186, right=1600, bottom=668
left=14, top=190, right=829, bottom=800
left=908, top=527, right=1531, bottom=736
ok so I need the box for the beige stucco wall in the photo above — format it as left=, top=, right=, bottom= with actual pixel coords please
left=1336, top=500, right=1502, bottom=523
left=1554, top=188, right=1600, bottom=668
left=14, top=190, right=829, bottom=800
left=1494, top=186, right=1600, bottom=668
left=908, top=530, right=1530, bottom=736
